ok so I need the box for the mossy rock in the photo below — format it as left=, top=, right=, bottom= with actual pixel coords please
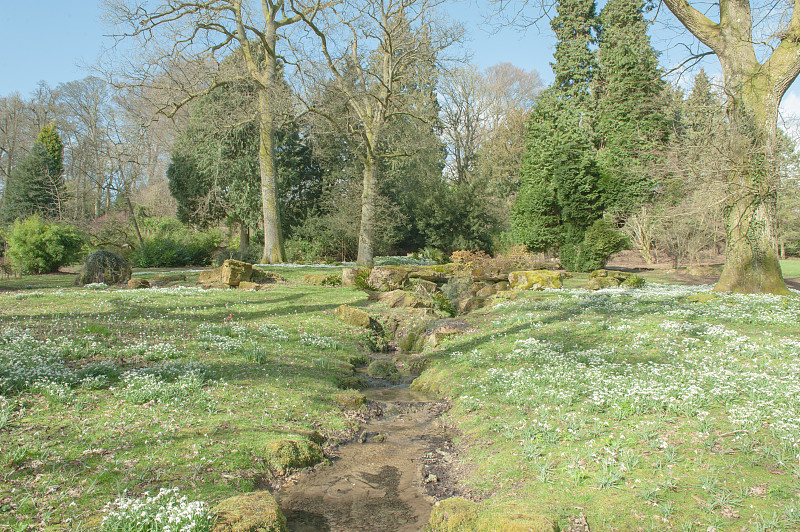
left=198, top=267, right=222, bottom=284
left=264, top=439, right=323, bottom=475
left=508, top=270, right=562, bottom=290
left=238, top=281, right=260, bottom=291
left=251, top=267, right=285, bottom=284
left=127, top=278, right=150, bottom=289
left=221, top=259, right=253, bottom=286
left=332, top=390, right=367, bottom=409
left=334, top=304, right=372, bottom=328
left=336, top=375, right=367, bottom=390
left=368, top=266, right=410, bottom=291
left=427, top=498, right=556, bottom=532
left=367, top=359, right=400, bottom=380
left=212, top=491, right=287, bottom=532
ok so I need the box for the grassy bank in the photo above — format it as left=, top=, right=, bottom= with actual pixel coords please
left=415, top=283, right=800, bottom=531
left=0, top=274, right=372, bottom=530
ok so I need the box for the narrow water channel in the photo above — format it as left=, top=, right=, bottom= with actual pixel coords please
left=277, top=364, right=449, bottom=532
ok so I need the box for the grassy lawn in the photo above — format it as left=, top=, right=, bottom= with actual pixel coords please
left=0, top=266, right=798, bottom=530
left=780, top=259, right=800, bottom=279
left=0, top=273, right=373, bottom=530
left=416, top=284, right=800, bottom=531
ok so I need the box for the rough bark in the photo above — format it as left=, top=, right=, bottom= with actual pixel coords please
left=357, top=157, right=379, bottom=266
left=257, top=85, right=285, bottom=264
left=661, top=0, right=800, bottom=294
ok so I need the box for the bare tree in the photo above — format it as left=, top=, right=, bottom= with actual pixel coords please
left=439, top=62, right=541, bottom=190
left=0, top=95, right=30, bottom=211
left=296, top=0, right=462, bottom=266
left=102, top=0, right=336, bottom=263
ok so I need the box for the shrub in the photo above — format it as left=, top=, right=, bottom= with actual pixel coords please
left=4, top=215, right=85, bottom=274
left=421, top=247, right=448, bottom=265
left=131, top=228, right=222, bottom=268
left=77, top=250, right=131, bottom=285
left=579, top=219, right=630, bottom=272
left=559, top=219, right=629, bottom=272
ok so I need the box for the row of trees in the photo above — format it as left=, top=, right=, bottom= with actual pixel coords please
left=2, top=0, right=800, bottom=293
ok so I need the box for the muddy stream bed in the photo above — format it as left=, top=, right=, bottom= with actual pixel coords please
left=276, top=358, right=456, bottom=531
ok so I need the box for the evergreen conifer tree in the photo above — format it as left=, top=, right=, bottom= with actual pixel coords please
left=512, top=0, right=604, bottom=269
left=595, top=0, right=668, bottom=216
left=0, top=125, right=66, bottom=223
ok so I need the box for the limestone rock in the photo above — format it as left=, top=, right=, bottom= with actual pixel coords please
left=198, top=267, right=221, bottom=284
left=508, top=270, right=563, bottom=290
left=334, top=304, right=372, bottom=328
left=238, top=281, right=260, bottom=291
left=302, top=273, right=339, bottom=286
left=585, top=269, right=630, bottom=290
left=220, top=259, right=252, bottom=286
left=212, top=492, right=287, bottom=532
left=368, top=266, right=409, bottom=291
left=406, top=264, right=456, bottom=282
left=456, top=297, right=491, bottom=314
left=127, top=278, right=150, bottom=289
left=342, top=267, right=361, bottom=287
left=475, top=283, right=500, bottom=298
left=412, top=279, right=439, bottom=297
left=382, top=290, right=425, bottom=308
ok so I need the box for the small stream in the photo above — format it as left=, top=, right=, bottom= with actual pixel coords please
left=276, top=358, right=449, bottom=532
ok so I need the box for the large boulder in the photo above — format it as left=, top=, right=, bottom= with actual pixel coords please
left=382, top=290, right=426, bottom=309
left=212, top=492, right=287, bottom=532
left=77, top=250, right=131, bottom=285
left=585, top=269, right=632, bottom=290
left=198, top=267, right=222, bottom=284
left=334, top=304, right=372, bottom=328
left=220, top=259, right=252, bottom=286
left=127, top=278, right=150, bottom=289
left=508, top=270, right=563, bottom=290
left=368, top=266, right=409, bottom=291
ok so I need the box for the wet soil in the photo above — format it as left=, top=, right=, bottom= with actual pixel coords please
left=277, top=367, right=453, bottom=532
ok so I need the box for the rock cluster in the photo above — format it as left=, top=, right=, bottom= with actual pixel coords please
left=198, top=259, right=283, bottom=289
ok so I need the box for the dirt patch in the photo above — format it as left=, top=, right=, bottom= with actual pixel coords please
left=277, top=380, right=461, bottom=531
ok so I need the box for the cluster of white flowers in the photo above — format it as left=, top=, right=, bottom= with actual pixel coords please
left=300, top=332, right=341, bottom=350
left=0, top=327, right=78, bottom=392
left=450, top=284, right=800, bottom=458
left=101, top=487, right=214, bottom=532
left=119, top=370, right=206, bottom=405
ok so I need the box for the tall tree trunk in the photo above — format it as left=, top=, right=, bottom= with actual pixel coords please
left=257, top=85, right=285, bottom=264
left=713, top=59, right=789, bottom=294
left=661, top=0, right=800, bottom=294
left=357, top=157, right=378, bottom=267
left=239, top=223, right=250, bottom=255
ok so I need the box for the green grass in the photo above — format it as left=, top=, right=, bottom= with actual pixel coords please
left=780, top=258, right=800, bottom=278
left=0, top=275, right=374, bottom=530
left=414, top=283, right=800, bottom=531
left=2, top=265, right=799, bottom=530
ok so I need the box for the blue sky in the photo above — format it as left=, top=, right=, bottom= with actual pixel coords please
left=2, top=0, right=800, bottom=130
left=0, top=1, right=555, bottom=96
